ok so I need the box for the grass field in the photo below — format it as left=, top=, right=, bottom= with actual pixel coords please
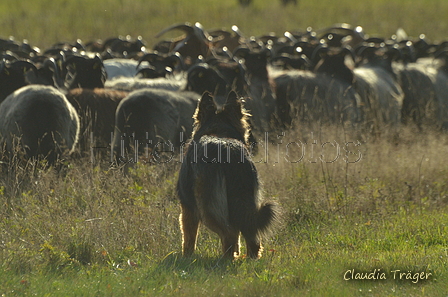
left=1, top=127, right=448, bottom=296
left=1, top=0, right=448, bottom=296
left=0, top=0, right=447, bottom=50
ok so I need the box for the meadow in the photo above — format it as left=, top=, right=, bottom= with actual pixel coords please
left=0, top=0, right=448, bottom=50
left=1, top=0, right=448, bottom=296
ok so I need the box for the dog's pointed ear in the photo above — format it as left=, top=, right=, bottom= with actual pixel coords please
left=224, top=91, right=244, bottom=118
left=195, top=91, right=216, bottom=121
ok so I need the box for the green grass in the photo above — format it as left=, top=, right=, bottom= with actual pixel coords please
left=1, top=0, right=448, bottom=295
left=1, top=127, right=448, bottom=296
left=1, top=206, right=447, bottom=296
left=1, top=201, right=447, bottom=296
left=0, top=0, right=447, bottom=51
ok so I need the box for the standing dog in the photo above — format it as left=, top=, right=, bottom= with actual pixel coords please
left=177, top=91, right=278, bottom=259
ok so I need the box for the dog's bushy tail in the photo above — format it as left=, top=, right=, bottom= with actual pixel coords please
left=256, top=201, right=280, bottom=237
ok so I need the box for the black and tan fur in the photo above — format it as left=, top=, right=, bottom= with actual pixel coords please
left=177, top=91, right=278, bottom=259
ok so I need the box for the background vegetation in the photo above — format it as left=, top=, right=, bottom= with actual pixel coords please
left=1, top=0, right=448, bottom=296
left=0, top=0, right=447, bottom=50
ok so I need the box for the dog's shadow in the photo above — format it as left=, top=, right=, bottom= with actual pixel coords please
left=155, top=251, right=243, bottom=276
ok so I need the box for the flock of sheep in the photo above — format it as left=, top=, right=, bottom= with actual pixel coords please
left=0, top=22, right=447, bottom=166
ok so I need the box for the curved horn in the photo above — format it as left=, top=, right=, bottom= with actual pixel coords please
left=136, top=66, right=162, bottom=79
left=231, top=25, right=245, bottom=38
left=43, top=57, right=64, bottom=88
left=0, top=59, right=6, bottom=74
left=385, top=44, right=402, bottom=61
left=186, top=63, right=210, bottom=80
left=342, top=45, right=356, bottom=61
left=272, top=53, right=292, bottom=64
left=155, top=22, right=195, bottom=38
left=310, top=43, right=328, bottom=64
left=10, top=60, right=38, bottom=74
left=43, top=57, right=58, bottom=72
left=225, top=90, right=240, bottom=106
left=192, top=22, right=210, bottom=43
left=316, top=23, right=365, bottom=44
left=2, top=51, right=20, bottom=62
left=186, top=63, right=225, bottom=94
left=164, top=52, right=184, bottom=71
left=65, top=54, right=88, bottom=65
left=284, top=31, right=298, bottom=43
left=232, top=46, right=251, bottom=59
left=93, top=53, right=103, bottom=64
left=137, top=52, right=162, bottom=68
left=356, top=43, right=379, bottom=61
left=315, top=23, right=354, bottom=35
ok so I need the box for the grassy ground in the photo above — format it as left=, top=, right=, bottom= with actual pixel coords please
left=1, top=126, right=448, bottom=296
left=0, top=0, right=447, bottom=51
left=1, top=0, right=448, bottom=296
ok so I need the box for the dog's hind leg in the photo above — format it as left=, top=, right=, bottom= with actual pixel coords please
left=242, top=231, right=263, bottom=259
left=220, top=231, right=240, bottom=259
left=180, top=204, right=200, bottom=257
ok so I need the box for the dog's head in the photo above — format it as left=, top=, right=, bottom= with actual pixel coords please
left=192, top=91, right=251, bottom=145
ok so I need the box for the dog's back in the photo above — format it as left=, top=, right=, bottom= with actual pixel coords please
left=177, top=91, right=278, bottom=259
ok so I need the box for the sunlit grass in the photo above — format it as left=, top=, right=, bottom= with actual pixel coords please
left=1, top=0, right=448, bottom=295
left=1, top=127, right=448, bottom=295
